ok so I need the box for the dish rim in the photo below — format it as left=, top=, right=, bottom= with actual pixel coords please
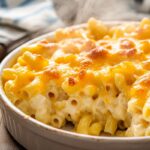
left=1, top=21, right=150, bottom=142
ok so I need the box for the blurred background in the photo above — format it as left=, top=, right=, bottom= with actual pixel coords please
left=53, top=0, right=150, bottom=24
left=0, top=0, right=150, bottom=149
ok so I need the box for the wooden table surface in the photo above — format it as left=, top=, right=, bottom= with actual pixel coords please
left=0, top=109, right=24, bottom=150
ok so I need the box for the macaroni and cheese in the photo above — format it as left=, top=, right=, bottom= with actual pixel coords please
left=3, top=18, right=150, bottom=136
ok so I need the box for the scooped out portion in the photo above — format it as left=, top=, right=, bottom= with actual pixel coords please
left=3, top=18, right=150, bottom=137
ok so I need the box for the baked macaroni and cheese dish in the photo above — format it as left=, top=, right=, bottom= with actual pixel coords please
left=3, top=18, right=150, bottom=137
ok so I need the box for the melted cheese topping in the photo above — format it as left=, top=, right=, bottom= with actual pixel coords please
left=3, top=18, right=150, bottom=136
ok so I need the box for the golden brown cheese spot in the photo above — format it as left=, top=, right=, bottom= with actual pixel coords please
left=48, top=92, right=55, bottom=98
left=119, top=48, right=136, bottom=57
left=80, top=59, right=92, bottom=69
left=71, top=99, right=78, bottom=106
left=68, top=77, right=76, bottom=86
left=120, top=39, right=135, bottom=49
left=87, top=47, right=108, bottom=59
left=105, top=85, right=111, bottom=91
left=78, top=70, right=86, bottom=80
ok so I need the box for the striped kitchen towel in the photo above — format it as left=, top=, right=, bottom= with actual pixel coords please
left=0, top=0, right=63, bottom=31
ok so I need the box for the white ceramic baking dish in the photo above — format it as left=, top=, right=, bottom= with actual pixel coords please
left=1, top=22, right=150, bottom=150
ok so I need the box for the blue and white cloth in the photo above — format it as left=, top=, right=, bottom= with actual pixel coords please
left=0, top=0, right=63, bottom=31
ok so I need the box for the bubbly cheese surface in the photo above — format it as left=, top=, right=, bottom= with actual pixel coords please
left=3, top=18, right=150, bottom=136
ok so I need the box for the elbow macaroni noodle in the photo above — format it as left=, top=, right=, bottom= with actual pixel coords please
left=3, top=18, right=150, bottom=136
